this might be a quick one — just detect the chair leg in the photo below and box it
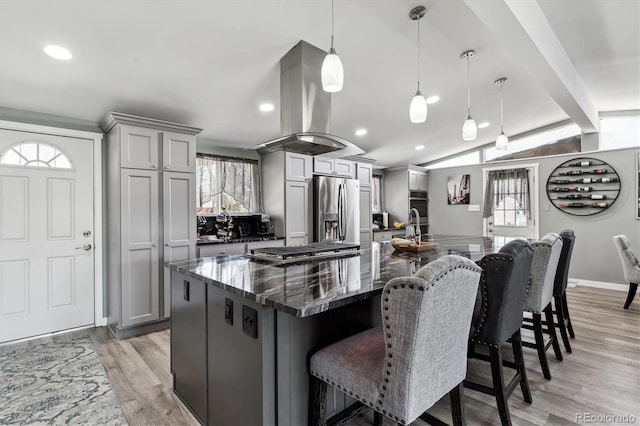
[533,313,552,380]
[624,282,638,309]
[309,376,328,426]
[489,346,512,426]
[563,294,575,339]
[554,295,572,353]
[373,412,382,426]
[449,382,467,426]
[544,304,563,362]
[510,329,532,404]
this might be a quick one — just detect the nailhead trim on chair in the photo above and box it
[310,262,481,426]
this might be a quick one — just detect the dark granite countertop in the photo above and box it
[167,235,497,318]
[197,236,285,245]
[372,227,406,233]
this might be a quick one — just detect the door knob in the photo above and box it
[75,243,92,251]
[83,230,92,237]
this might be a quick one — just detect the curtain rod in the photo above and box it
[196,152,258,164]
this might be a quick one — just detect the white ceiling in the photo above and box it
[1,0,638,168]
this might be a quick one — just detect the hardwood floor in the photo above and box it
[92,286,639,426]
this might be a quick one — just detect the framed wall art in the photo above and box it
[447,174,470,205]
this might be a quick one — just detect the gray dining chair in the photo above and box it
[308,255,482,426]
[553,229,576,352]
[521,233,564,380]
[612,235,640,309]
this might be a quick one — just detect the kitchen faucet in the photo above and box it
[407,208,421,245]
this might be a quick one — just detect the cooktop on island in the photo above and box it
[249,242,360,264]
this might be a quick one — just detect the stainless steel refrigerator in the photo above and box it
[313,175,360,244]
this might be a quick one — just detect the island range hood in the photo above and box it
[256,41,364,158]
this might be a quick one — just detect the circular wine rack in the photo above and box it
[546,157,621,216]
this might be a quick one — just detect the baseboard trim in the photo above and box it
[570,278,630,292]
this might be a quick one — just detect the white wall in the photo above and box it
[426,147,640,285]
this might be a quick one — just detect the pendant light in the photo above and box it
[321,0,344,93]
[461,50,477,141]
[409,6,427,123]
[495,77,509,150]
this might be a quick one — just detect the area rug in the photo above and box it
[0,331,127,425]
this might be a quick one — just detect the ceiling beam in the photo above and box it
[465,0,599,133]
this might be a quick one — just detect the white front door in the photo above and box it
[483,164,539,245]
[0,129,95,343]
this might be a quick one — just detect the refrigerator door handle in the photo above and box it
[337,183,344,241]
[341,184,348,241]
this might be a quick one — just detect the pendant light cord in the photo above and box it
[331,0,335,49]
[466,57,471,115]
[417,18,421,91]
[499,82,504,133]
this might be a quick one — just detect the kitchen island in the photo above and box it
[167,236,496,425]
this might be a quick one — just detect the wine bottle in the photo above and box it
[558,170,583,176]
[575,186,592,192]
[578,178,592,184]
[550,187,571,192]
[548,179,572,184]
[586,168,608,174]
[590,202,608,208]
[566,161,592,167]
[557,194,582,199]
[593,177,618,183]
[559,203,585,208]
[588,194,606,200]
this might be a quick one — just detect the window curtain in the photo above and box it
[196,154,261,213]
[482,168,531,219]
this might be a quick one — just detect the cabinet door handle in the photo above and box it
[183,280,190,301]
[165,243,170,246]
[164,166,169,170]
[152,243,157,247]
[151,164,157,169]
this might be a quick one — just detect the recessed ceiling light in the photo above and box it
[426,96,439,104]
[43,45,72,60]
[415,145,425,150]
[478,122,490,129]
[355,128,367,136]
[259,103,274,112]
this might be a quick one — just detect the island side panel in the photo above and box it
[207,285,275,426]
[277,295,382,425]
[170,271,208,424]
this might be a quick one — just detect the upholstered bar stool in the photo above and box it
[465,239,534,426]
[552,229,576,352]
[612,235,640,309]
[521,233,564,380]
[309,255,482,426]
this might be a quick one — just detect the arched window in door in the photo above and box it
[0,141,73,169]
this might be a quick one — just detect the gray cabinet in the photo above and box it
[102,112,201,338]
[198,242,247,258]
[262,151,312,246]
[121,169,160,327]
[356,162,373,187]
[409,169,428,191]
[285,181,309,246]
[285,152,312,181]
[359,185,372,246]
[313,157,355,178]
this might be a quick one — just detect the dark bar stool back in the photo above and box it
[553,229,576,352]
[466,239,534,426]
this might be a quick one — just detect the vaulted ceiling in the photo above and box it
[1,0,638,167]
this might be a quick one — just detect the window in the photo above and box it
[600,115,640,150]
[483,124,581,162]
[372,175,382,213]
[196,154,260,213]
[0,141,72,169]
[424,150,480,170]
[483,168,531,227]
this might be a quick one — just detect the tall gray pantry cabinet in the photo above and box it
[102,112,202,338]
